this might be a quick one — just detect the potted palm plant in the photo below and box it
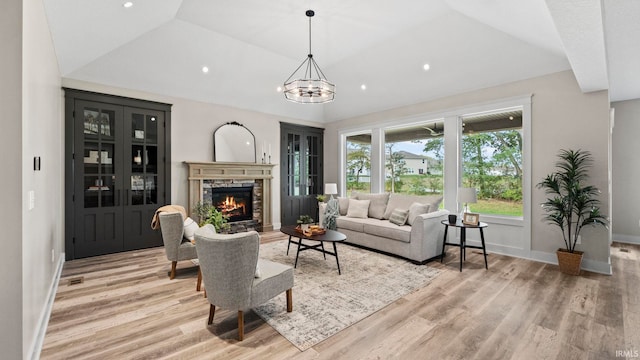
[537,149,608,275]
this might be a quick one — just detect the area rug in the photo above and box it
[254,240,441,351]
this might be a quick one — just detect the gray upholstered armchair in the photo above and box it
[158,212,198,280]
[195,226,294,341]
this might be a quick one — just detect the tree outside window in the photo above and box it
[461,111,523,217]
[346,134,371,193]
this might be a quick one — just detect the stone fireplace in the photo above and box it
[185,162,275,232]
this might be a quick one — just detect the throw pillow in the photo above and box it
[389,208,409,226]
[183,217,200,241]
[353,192,390,219]
[338,197,350,216]
[346,199,370,218]
[407,202,431,226]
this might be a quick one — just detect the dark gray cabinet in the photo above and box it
[65,89,171,259]
[280,122,323,226]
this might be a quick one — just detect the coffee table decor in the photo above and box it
[254,239,441,351]
[295,224,326,236]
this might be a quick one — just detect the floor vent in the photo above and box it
[68,277,84,286]
[619,248,630,253]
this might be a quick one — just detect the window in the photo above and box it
[383,121,444,196]
[461,110,523,217]
[346,133,371,193]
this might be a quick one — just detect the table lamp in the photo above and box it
[325,183,338,200]
[457,187,477,215]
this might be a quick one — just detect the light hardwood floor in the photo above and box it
[41,233,640,359]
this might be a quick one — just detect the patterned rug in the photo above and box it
[254,240,441,351]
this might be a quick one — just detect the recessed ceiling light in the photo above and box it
[201,66,209,74]
[360,84,367,90]
[509,116,514,120]
[123,1,133,8]
[276,86,283,92]
[423,63,430,71]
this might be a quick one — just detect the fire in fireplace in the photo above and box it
[209,185,253,222]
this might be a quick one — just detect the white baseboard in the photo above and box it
[28,253,65,360]
[272,222,281,230]
[613,233,640,245]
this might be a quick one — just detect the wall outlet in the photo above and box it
[51,249,55,263]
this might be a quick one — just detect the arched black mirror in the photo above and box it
[213,122,256,162]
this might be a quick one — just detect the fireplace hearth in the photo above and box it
[208,185,254,222]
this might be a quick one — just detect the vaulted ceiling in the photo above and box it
[42,0,640,123]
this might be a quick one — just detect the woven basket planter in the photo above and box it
[556,249,583,276]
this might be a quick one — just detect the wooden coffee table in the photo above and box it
[280,225,347,275]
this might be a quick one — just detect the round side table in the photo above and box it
[440,220,488,271]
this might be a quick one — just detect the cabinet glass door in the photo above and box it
[129,113,159,205]
[124,108,164,250]
[280,124,323,225]
[73,101,124,258]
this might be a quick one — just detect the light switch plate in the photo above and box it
[28,190,35,210]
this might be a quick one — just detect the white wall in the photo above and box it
[0,0,24,358]
[22,0,64,357]
[611,99,640,244]
[325,70,611,273]
[61,78,322,228]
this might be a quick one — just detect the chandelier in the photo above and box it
[283,10,335,103]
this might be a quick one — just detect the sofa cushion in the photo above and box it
[407,203,431,226]
[364,220,412,243]
[336,217,374,232]
[382,194,443,219]
[352,192,390,219]
[389,208,409,226]
[338,197,349,216]
[346,199,370,218]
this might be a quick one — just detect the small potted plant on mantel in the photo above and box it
[537,149,608,275]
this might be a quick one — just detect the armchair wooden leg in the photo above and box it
[196,267,202,291]
[286,289,293,312]
[204,289,207,298]
[170,261,177,280]
[208,304,215,325]
[238,310,244,341]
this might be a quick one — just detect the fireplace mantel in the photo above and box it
[185,161,276,231]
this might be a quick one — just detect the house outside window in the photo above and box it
[383,121,444,196]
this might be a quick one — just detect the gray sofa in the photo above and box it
[321,192,449,264]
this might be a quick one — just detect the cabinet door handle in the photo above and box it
[125,189,129,206]
[116,189,120,206]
